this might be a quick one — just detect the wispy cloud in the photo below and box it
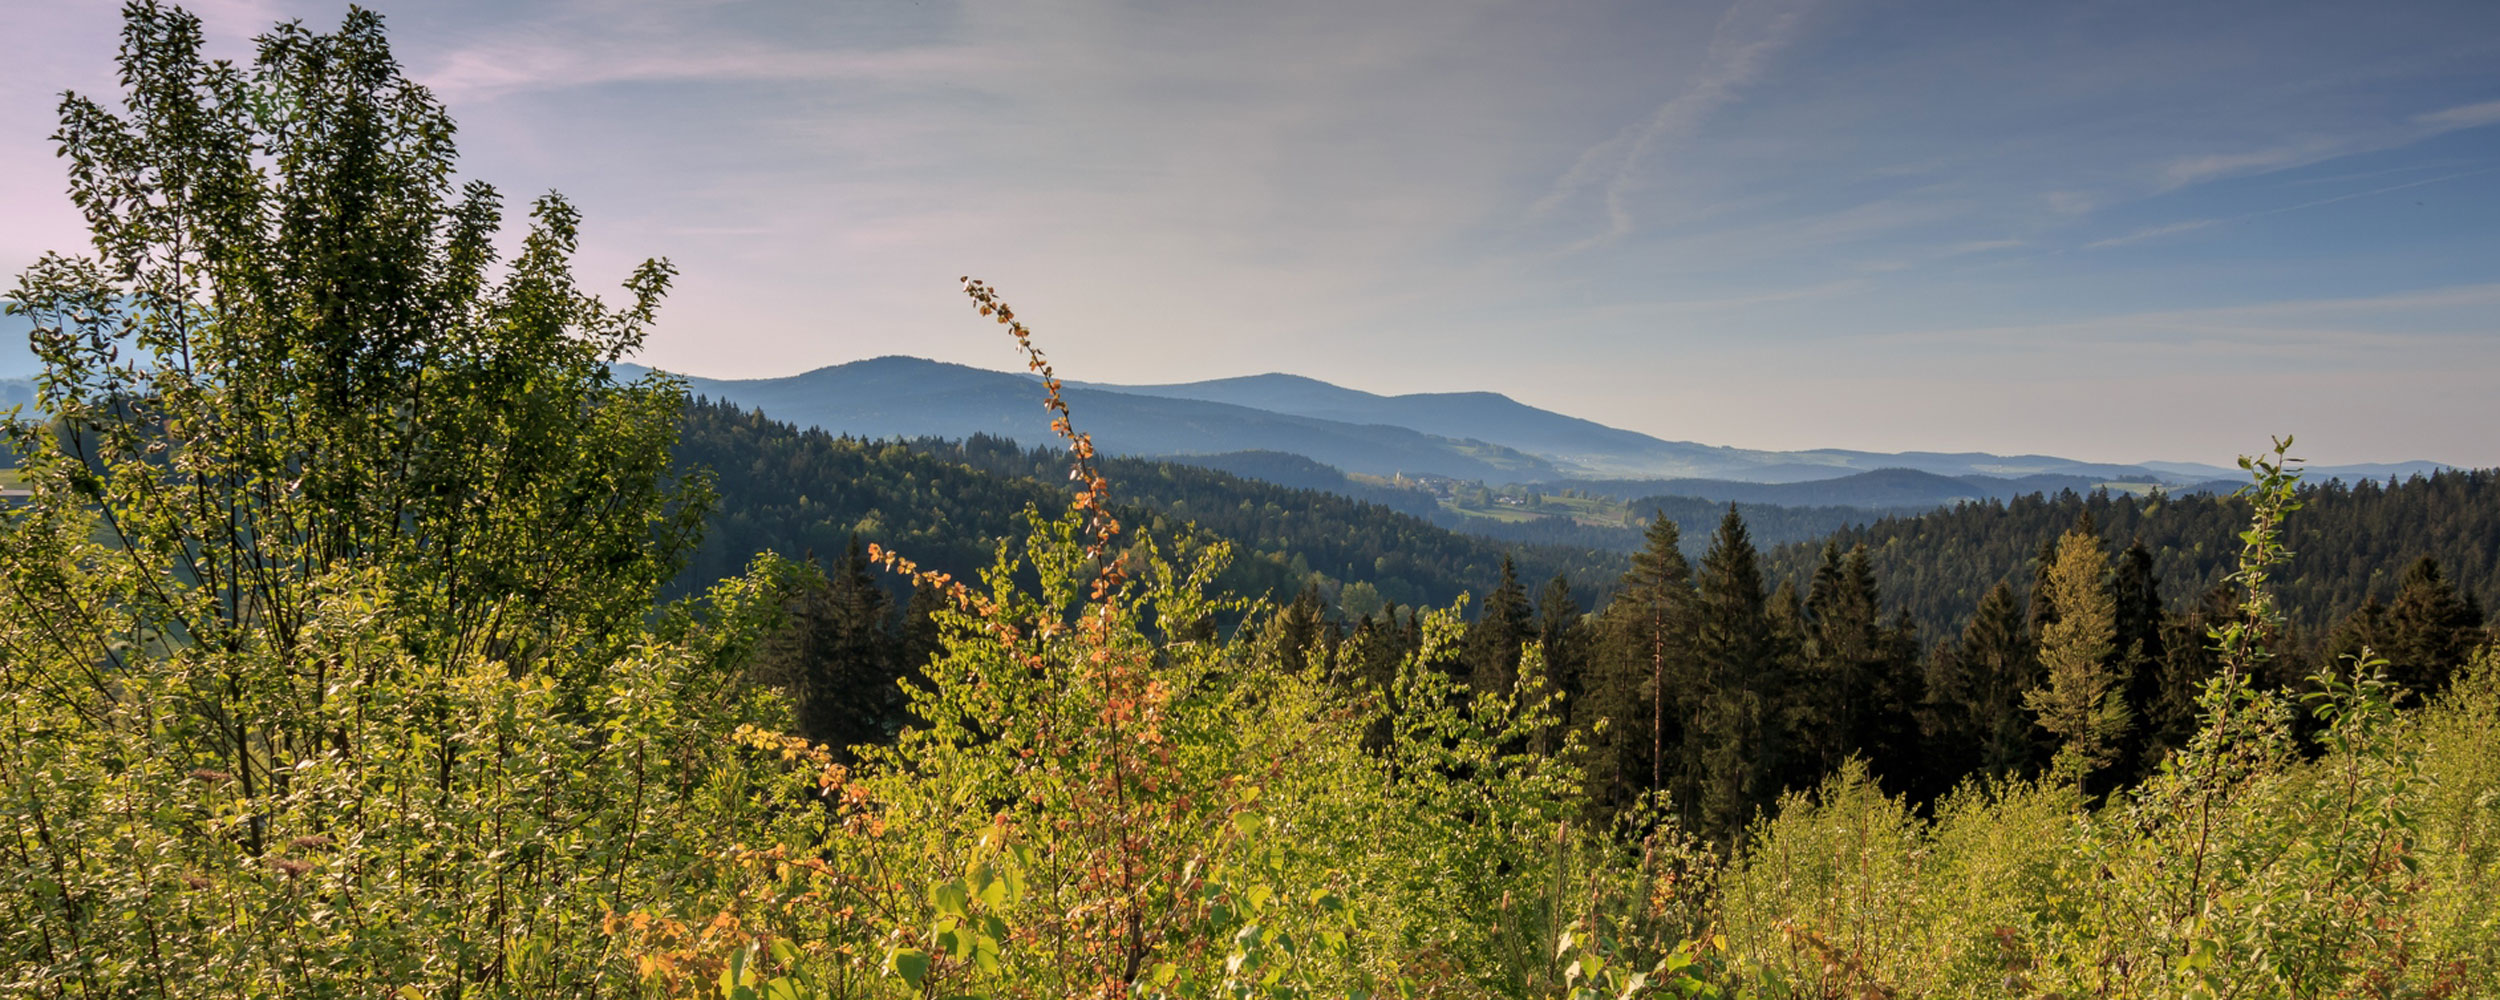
[1879,282,2500,355]
[2414,97,2500,132]
[2155,96,2500,192]
[1530,0,1817,246]
[2084,218,2218,249]
[2161,144,2337,189]
[2089,167,2494,250]
[1944,239,2025,255]
[421,38,1001,102]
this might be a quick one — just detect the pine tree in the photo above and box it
[1343,608,1415,752]
[1271,584,1333,675]
[2382,556,2485,700]
[1532,575,1588,757]
[2142,584,2231,764]
[1691,507,1780,839]
[2323,597,2393,677]
[2026,529,2131,789]
[764,536,902,757]
[1464,556,1533,694]
[2027,535,2065,635]
[1921,579,2040,787]
[2110,540,2167,777]
[1802,541,1906,782]
[1617,516,1694,795]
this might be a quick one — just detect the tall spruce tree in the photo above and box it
[759,537,902,757]
[1922,579,2041,785]
[1464,556,1533,694]
[1609,515,1694,797]
[2026,529,2132,789]
[1270,583,1334,675]
[1532,575,1588,756]
[1691,507,1779,839]
[2382,556,2486,700]
[1801,542,1920,785]
[2143,584,2232,766]
[2110,540,2167,776]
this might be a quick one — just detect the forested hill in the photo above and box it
[674,398,1625,610]
[1764,470,2500,638]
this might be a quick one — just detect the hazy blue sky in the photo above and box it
[5,0,2497,466]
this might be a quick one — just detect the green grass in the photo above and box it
[1437,501,1546,523]
[1438,491,1635,526]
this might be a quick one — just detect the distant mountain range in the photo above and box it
[1094,372,2210,484]
[1565,468,2249,510]
[635,357,1559,483]
[626,356,2451,496]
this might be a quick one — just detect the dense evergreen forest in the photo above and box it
[7,7,2498,999]
[1450,493,1886,555]
[1760,475,2500,636]
[678,397,1626,612]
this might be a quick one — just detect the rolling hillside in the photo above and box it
[642,357,2454,503]
[674,399,1625,614]
[632,358,1558,483]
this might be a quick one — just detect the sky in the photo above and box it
[4,0,2498,468]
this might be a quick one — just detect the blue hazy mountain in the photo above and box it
[621,356,1560,483]
[1087,372,1758,479]
[630,357,2454,495]
[1096,372,2215,483]
[1566,468,2102,509]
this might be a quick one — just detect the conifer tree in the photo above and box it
[1607,515,1695,796]
[2027,535,2065,634]
[1802,541,1901,781]
[1464,556,1533,693]
[2026,529,2132,789]
[760,536,901,756]
[1532,575,1587,756]
[2383,556,2486,699]
[1923,579,2041,784]
[2142,584,2231,764]
[1271,583,1334,675]
[2110,540,2167,775]
[1691,507,1779,838]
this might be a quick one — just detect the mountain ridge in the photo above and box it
[630,356,2451,492]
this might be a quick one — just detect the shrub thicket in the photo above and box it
[5,6,2494,999]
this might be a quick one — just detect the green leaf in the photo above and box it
[888,947,930,986]
[999,860,1027,904]
[722,946,752,995]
